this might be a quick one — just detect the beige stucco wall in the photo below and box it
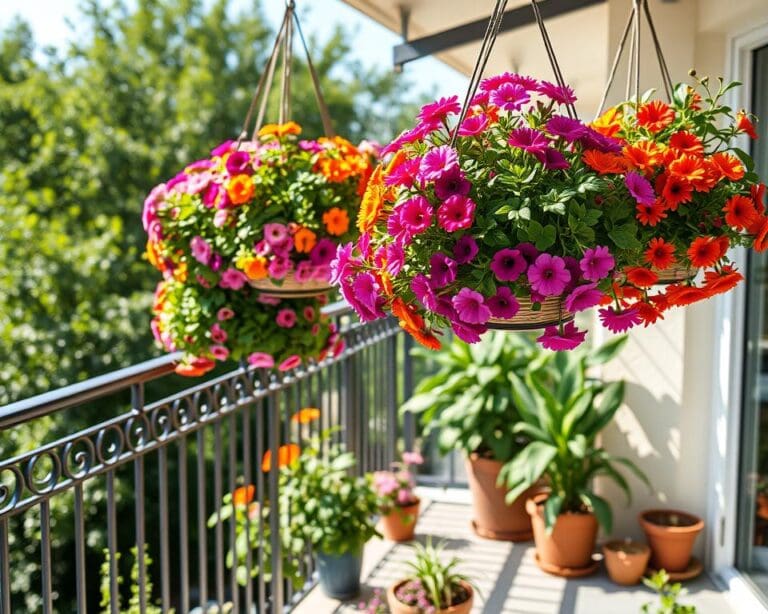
[597,0,768,562]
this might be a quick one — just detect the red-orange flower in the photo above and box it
[391,298,441,350]
[710,152,745,181]
[669,131,704,156]
[232,485,255,507]
[636,100,675,132]
[261,444,300,472]
[668,154,706,184]
[636,200,667,226]
[644,237,677,270]
[736,111,758,139]
[636,301,664,326]
[703,268,744,295]
[411,328,442,351]
[752,183,767,216]
[666,284,708,307]
[625,266,659,287]
[175,357,216,377]
[723,195,758,230]
[291,408,320,424]
[658,173,693,210]
[582,150,627,174]
[687,236,722,268]
[752,217,768,252]
[623,141,663,174]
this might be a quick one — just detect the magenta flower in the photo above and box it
[452,288,491,324]
[202,183,221,208]
[399,196,434,236]
[458,114,489,137]
[268,257,291,280]
[490,248,527,282]
[257,294,280,305]
[562,256,582,289]
[313,265,330,282]
[411,275,438,311]
[142,184,166,230]
[247,352,275,369]
[210,345,230,361]
[580,246,615,281]
[278,355,302,371]
[579,127,623,153]
[310,238,336,265]
[534,147,570,170]
[437,195,476,232]
[417,95,461,125]
[429,253,458,288]
[599,306,642,333]
[509,74,539,90]
[516,242,540,266]
[166,172,188,191]
[508,127,549,155]
[210,323,228,343]
[298,139,324,153]
[434,168,471,200]
[537,321,587,351]
[453,235,479,264]
[217,307,235,321]
[219,268,247,290]
[546,115,587,141]
[380,125,429,156]
[387,212,410,245]
[330,242,354,285]
[213,209,230,228]
[385,243,405,276]
[537,81,577,105]
[418,145,459,182]
[385,157,421,188]
[487,287,520,319]
[303,306,316,321]
[276,308,297,328]
[625,171,655,205]
[435,296,456,320]
[564,283,603,313]
[190,236,212,265]
[350,272,386,321]
[452,320,487,344]
[264,223,289,246]
[527,254,571,296]
[211,140,235,157]
[196,274,211,288]
[490,83,530,111]
[225,150,252,176]
[210,253,223,272]
[294,261,314,283]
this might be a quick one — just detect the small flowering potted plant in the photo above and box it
[585,74,765,328]
[373,451,424,542]
[387,539,474,614]
[333,72,633,351]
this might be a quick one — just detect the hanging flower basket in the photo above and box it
[487,296,573,330]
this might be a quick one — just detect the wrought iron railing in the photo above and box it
[0,302,411,614]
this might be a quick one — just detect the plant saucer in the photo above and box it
[646,557,703,582]
[534,553,600,578]
[471,520,533,542]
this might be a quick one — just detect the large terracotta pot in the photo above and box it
[639,509,704,572]
[387,580,473,614]
[526,494,598,573]
[465,454,535,541]
[603,540,651,585]
[379,499,420,542]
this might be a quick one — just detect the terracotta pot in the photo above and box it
[757,494,768,520]
[387,579,473,614]
[379,499,420,542]
[465,455,535,541]
[639,509,704,572]
[526,494,598,572]
[603,540,651,585]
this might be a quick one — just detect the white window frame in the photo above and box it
[709,21,768,614]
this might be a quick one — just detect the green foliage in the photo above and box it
[402,332,540,462]
[99,545,170,614]
[641,569,697,614]
[499,335,650,532]
[403,538,474,610]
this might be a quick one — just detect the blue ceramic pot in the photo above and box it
[316,545,363,600]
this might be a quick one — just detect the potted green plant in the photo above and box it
[641,569,697,614]
[501,335,650,576]
[373,451,424,542]
[402,332,543,541]
[386,539,475,614]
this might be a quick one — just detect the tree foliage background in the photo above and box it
[0,0,425,610]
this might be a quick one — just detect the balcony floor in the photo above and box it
[295,491,734,613]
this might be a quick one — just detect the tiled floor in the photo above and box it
[294,495,734,614]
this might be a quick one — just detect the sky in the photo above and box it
[1,0,468,100]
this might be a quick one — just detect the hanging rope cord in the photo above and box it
[236,0,335,148]
[450,0,578,147]
[595,0,673,118]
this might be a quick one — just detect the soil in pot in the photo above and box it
[603,540,651,585]
[639,509,704,573]
[379,499,420,542]
[386,579,473,614]
[465,454,536,541]
[526,494,598,574]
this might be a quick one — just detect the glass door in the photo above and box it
[737,43,768,598]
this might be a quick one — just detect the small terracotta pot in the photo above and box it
[526,494,598,572]
[387,579,473,614]
[379,499,420,542]
[603,540,651,585]
[465,455,535,541]
[639,509,704,572]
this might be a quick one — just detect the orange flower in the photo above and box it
[291,408,321,424]
[736,111,758,139]
[636,200,667,226]
[658,173,693,210]
[668,154,706,184]
[356,163,374,197]
[232,485,255,507]
[644,237,677,270]
[146,240,164,270]
[582,150,627,174]
[710,152,745,181]
[703,267,744,295]
[175,357,216,377]
[623,141,663,174]
[752,183,766,216]
[242,256,268,280]
[636,301,664,326]
[636,100,675,132]
[625,266,659,287]
[669,131,704,157]
[723,195,758,231]
[227,174,255,205]
[391,298,424,334]
[693,159,721,192]
[687,236,722,268]
[378,271,394,296]
[411,328,442,351]
[358,166,385,232]
[666,284,708,307]
[591,106,623,138]
[293,227,317,253]
[322,207,350,236]
[261,443,300,472]
[385,150,408,176]
[258,121,302,138]
[752,217,768,252]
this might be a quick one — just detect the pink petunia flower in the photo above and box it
[276,309,297,328]
[487,286,520,319]
[490,248,527,282]
[247,352,275,368]
[418,145,459,182]
[268,257,291,280]
[210,344,230,361]
[537,321,587,351]
[385,157,421,188]
[625,171,655,205]
[437,195,476,232]
[537,81,577,105]
[399,196,434,235]
[453,235,479,264]
[417,95,461,125]
[310,238,337,266]
[264,223,289,246]
[458,114,489,137]
[429,253,458,288]
[219,268,247,290]
[211,140,235,157]
[490,83,530,111]
[385,243,405,276]
[452,320,487,343]
[527,254,571,296]
[545,115,587,141]
[142,184,166,230]
[534,147,570,170]
[225,151,253,176]
[452,288,491,324]
[434,168,471,200]
[303,306,316,321]
[213,209,230,228]
[217,308,235,321]
[294,260,314,283]
[580,246,615,281]
[278,355,302,371]
[330,242,354,286]
[210,323,227,343]
[508,127,549,155]
[563,283,603,313]
[257,294,281,305]
[190,236,212,265]
[599,307,642,333]
[411,275,438,311]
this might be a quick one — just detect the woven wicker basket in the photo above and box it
[487,295,573,331]
[652,264,696,285]
[252,273,333,298]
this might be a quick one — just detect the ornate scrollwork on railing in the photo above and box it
[0,466,24,515]
[24,451,62,496]
[62,437,95,480]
